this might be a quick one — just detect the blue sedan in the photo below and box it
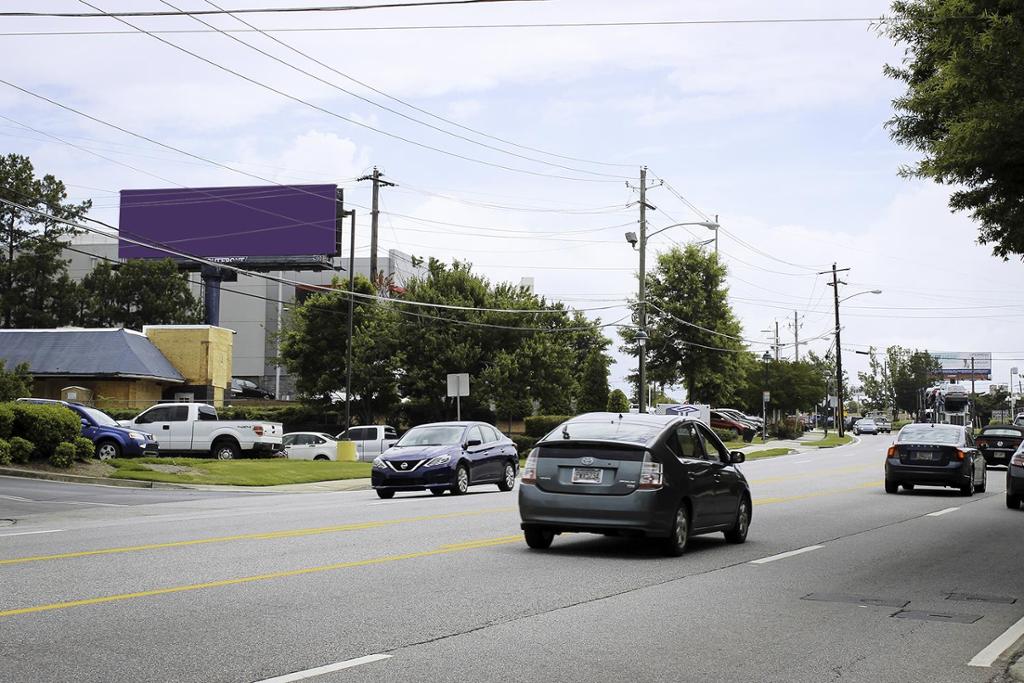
[371,422,518,499]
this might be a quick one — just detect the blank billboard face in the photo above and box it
[118,184,338,260]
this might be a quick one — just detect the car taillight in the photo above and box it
[521,448,538,484]
[955,449,965,461]
[887,446,897,458]
[253,426,264,436]
[1012,452,1024,467]
[638,452,663,490]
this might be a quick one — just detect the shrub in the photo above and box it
[49,442,76,469]
[0,438,10,466]
[11,403,81,457]
[769,418,805,440]
[74,436,96,462]
[713,427,739,443]
[0,403,13,438]
[524,415,573,439]
[606,389,630,413]
[511,434,537,456]
[8,437,33,464]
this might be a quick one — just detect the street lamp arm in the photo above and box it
[646,220,719,241]
[839,289,882,304]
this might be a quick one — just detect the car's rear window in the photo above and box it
[982,428,1022,438]
[898,424,962,445]
[546,420,664,445]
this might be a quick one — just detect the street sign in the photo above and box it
[763,391,770,403]
[446,373,470,398]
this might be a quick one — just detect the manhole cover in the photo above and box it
[892,610,982,624]
[802,593,909,608]
[0,519,14,528]
[946,592,1016,605]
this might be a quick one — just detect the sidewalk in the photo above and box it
[736,429,850,456]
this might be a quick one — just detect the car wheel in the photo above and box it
[213,440,239,460]
[430,488,446,496]
[376,489,394,499]
[976,468,987,493]
[724,496,750,544]
[884,479,899,494]
[524,527,554,550]
[960,478,975,497]
[1007,493,1021,510]
[450,464,470,495]
[95,440,121,461]
[902,483,915,491]
[662,504,691,557]
[313,455,329,461]
[497,461,516,491]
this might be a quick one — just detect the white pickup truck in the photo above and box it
[336,424,398,462]
[119,403,283,459]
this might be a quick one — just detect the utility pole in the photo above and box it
[822,263,851,437]
[344,209,356,432]
[638,166,649,414]
[774,321,780,361]
[970,355,976,396]
[789,311,803,361]
[356,167,395,282]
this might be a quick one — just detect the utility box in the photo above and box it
[61,385,93,404]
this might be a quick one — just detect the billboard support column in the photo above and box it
[202,265,223,327]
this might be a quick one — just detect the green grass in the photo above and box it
[743,448,794,460]
[107,457,371,486]
[801,434,854,448]
[723,440,747,450]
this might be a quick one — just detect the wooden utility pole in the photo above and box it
[822,263,851,437]
[357,167,395,281]
[790,310,803,361]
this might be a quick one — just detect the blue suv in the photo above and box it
[16,399,159,459]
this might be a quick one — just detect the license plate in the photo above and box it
[571,467,602,484]
[912,451,937,461]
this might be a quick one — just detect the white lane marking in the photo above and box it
[926,507,960,517]
[793,459,811,464]
[0,494,33,502]
[749,545,824,565]
[968,616,1024,667]
[0,529,64,538]
[0,494,127,507]
[254,654,392,682]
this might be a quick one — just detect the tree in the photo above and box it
[1,154,91,328]
[575,348,610,413]
[883,2,1024,257]
[887,346,942,415]
[607,389,630,413]
[78,259,202,329]
[973,387,1009,425]
[737,357,826,415]
[0,360,32,401]
[622,245,747,405]
[858,347,894,413]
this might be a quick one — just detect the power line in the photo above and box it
[2,0,545,19]
[68,2,626,184]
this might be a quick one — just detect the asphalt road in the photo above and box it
[1,436,1022,683]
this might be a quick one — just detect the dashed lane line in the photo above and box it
[926,507,960,517]
[254,654,392,682]
[749,545,824,564]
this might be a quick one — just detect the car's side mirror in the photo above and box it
[729,451,745,464]
[80,418,89,426]
[465,439,482,449]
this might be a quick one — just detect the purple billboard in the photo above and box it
[118,184,339,261]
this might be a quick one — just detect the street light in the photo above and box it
[624,218,721,413]
[832,288,882,437]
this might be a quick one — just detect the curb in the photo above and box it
[0,466,176,489]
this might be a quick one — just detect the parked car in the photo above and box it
[282,432,338,461]
[118,403,282,459]
[230,378,274,399]
[518,412,751,555]
[853,418,878,435]
[884,423,986,495]
[716,408,762,431]
[710,410,756,443]
[16,398,159,460]
[371,422,518,499]
[1006,442,1024,509]
[976,424,1024,468]
[337,424,399,462]
[874,417,892,433]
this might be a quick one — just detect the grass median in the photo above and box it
[108,458,372,486]
[743,448,794,460]
[800,434,853,448]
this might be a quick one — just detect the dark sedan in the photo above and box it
[371,422,518,499]
[1006,443,1024,509]
[518,413,751,556]
[884,423,987,496]
[976,424,1024,468]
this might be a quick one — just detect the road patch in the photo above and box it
[801,593,909,608]
[892,609,982,624]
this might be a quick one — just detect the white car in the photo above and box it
[853,419,879,435]
[282,432,338,461]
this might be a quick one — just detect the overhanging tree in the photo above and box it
[78,259,202,329]
[883,1,1024,257]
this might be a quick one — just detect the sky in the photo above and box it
[3,0,1022,399]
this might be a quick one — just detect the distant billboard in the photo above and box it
[118,184,340,265]
[931,352,992,381]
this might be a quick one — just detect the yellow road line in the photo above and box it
[0,507,515,567]
[755,480,882,505]
[0,534,522,618]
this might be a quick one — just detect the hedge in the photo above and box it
[0,438,10,466]
[49,442,76,469]
[511,434,537,456]
[0,403,12,439]
[713,427,739,443]
[73,436,95,462]
[8,403,81,458]
[8,437,33,464]
[524,415,573,439]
